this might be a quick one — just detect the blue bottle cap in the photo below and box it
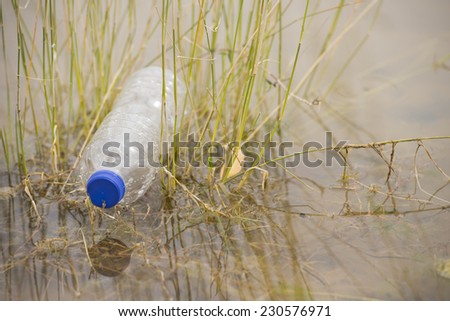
[86,170,126,208]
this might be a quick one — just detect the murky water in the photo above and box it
[1,1,450,300]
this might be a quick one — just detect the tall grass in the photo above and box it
[0,0,390,201]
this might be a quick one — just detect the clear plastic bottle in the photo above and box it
[79,66,185,208]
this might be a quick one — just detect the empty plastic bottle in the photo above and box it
[79,66,185,208]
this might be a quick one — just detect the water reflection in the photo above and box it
[88,237,133,277]
[1,168,450,300]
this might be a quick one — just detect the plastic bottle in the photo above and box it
[79,66,184,208]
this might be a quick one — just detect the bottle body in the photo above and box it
[79,66,184,207]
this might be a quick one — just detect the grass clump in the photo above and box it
[1,0,448,214]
